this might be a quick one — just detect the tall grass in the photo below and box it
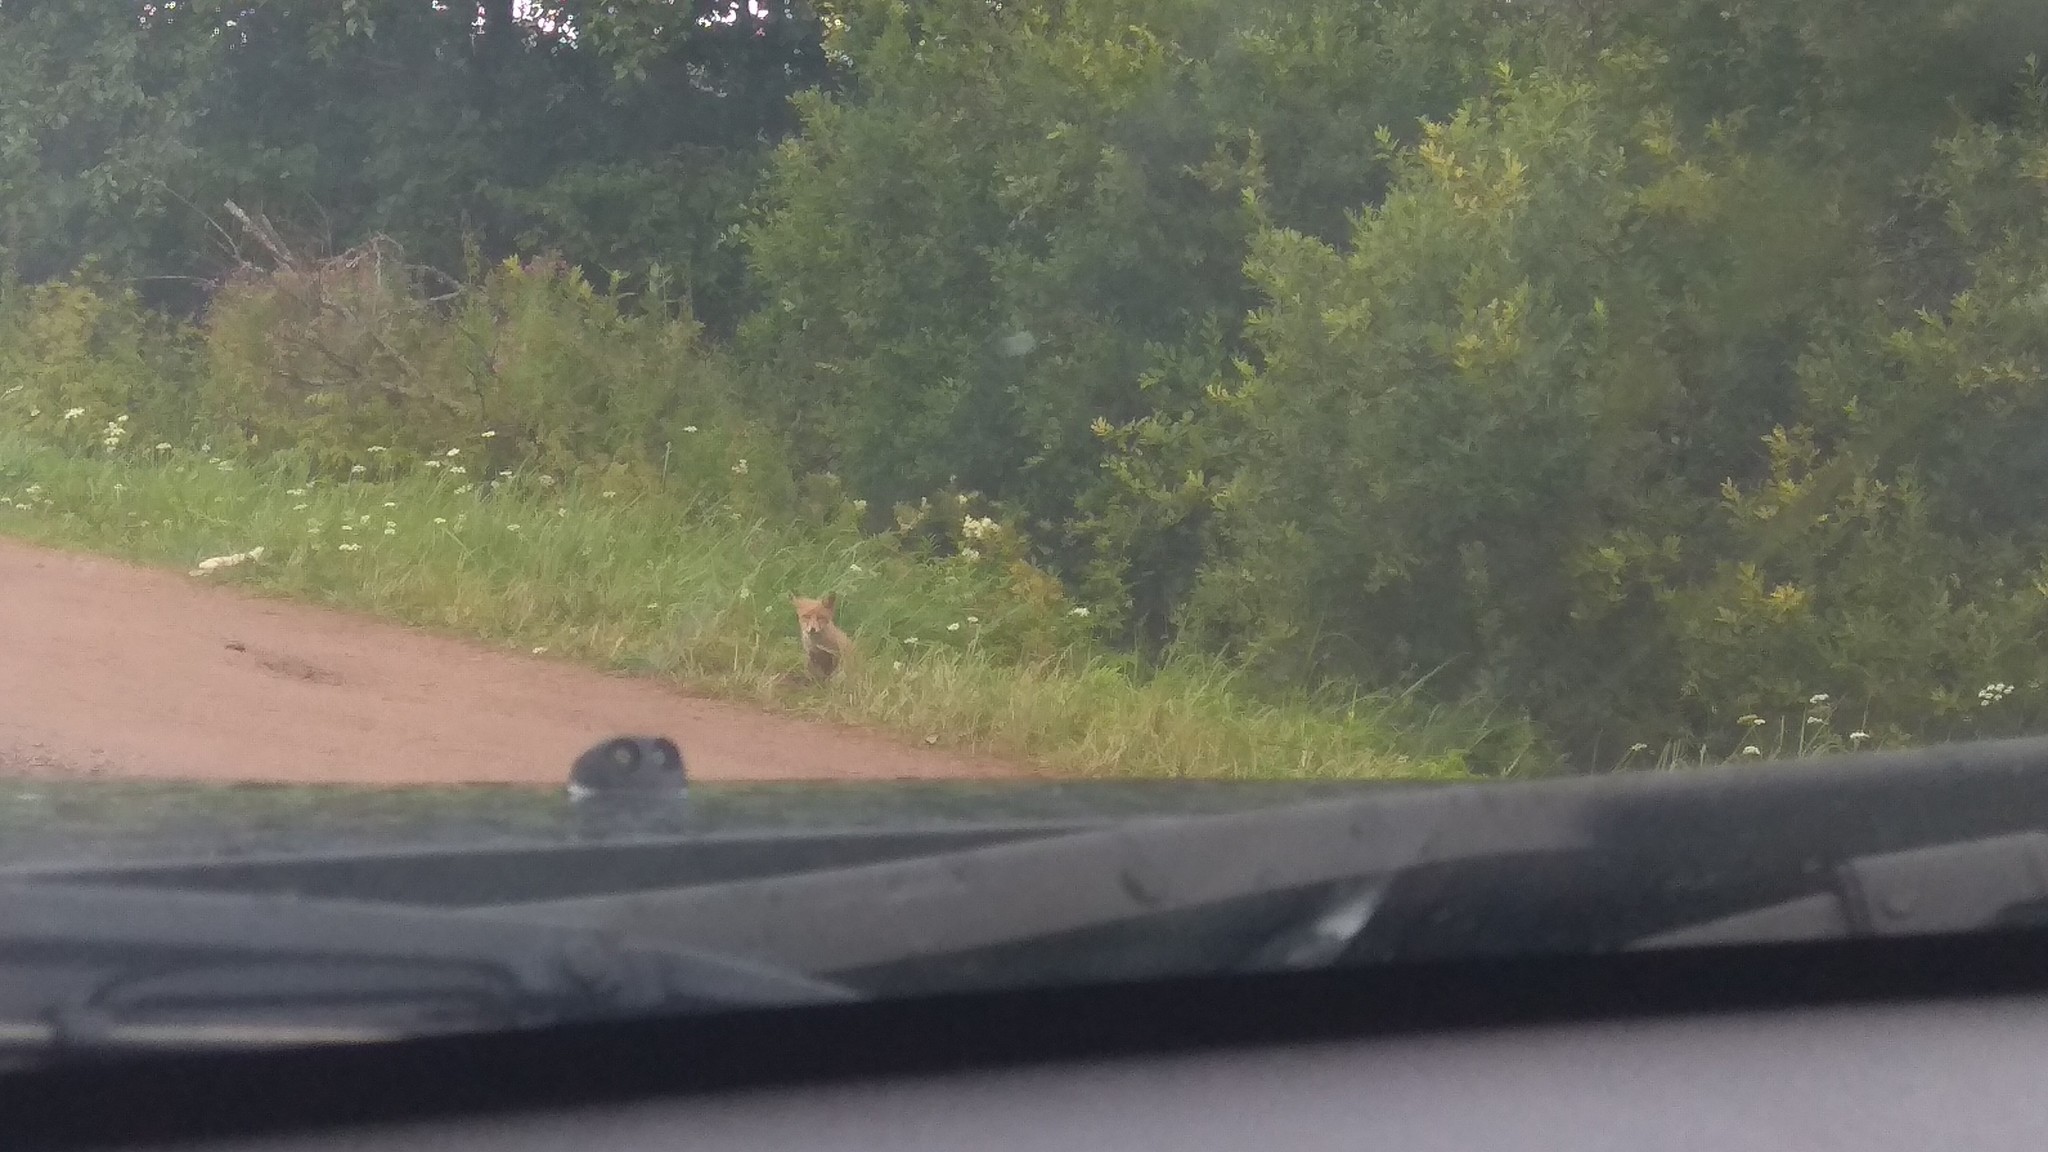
[0,433,1487,779]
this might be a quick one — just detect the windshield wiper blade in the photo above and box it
[457,783,1591,989]
[445,740,2048,991]
[0,880,856,1059]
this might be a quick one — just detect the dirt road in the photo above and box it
[0,537,1029,786]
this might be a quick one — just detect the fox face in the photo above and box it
[791,592,838,638]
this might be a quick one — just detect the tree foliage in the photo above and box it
[0,0,828,326]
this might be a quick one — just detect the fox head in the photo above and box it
[791,592,839,637]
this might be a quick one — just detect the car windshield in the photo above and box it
[4,0,2048,1056]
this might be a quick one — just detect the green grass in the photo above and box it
[0,434,1488,780]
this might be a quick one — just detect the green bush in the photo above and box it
[0,273,202,454]
[1093,56,2048,761]
[190,247,793,511]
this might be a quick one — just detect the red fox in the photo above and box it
[790,592,852,681]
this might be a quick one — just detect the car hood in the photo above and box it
[0,773,1424,871]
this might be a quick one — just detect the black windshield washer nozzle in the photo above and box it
[567,735,687,802]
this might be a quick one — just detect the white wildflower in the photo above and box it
[1741,745,1762,757]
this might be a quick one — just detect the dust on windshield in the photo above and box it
[2,0,2047,798]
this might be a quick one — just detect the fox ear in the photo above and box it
[789,595,804,609]
[821,592,838,611]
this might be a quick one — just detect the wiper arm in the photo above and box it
[0,880,856,1060]
[1635,830,2048,950]
[450,742,2048,990]
[460,783,1592,988]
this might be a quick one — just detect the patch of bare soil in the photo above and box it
[0,537,1029,786]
